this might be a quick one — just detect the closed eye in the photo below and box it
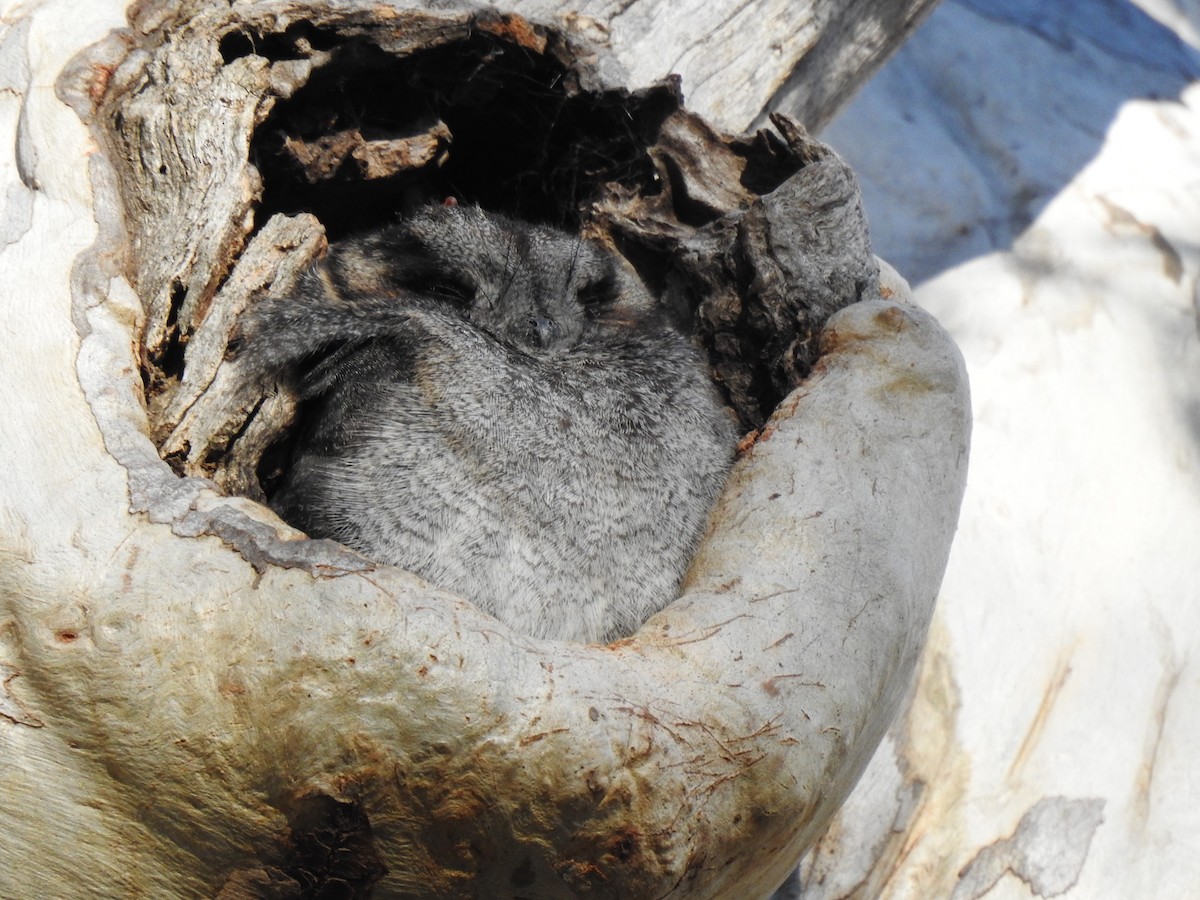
[576,271,620,315]
[421,276,476,304]
[372,233,478,305]
[392,268,477,305]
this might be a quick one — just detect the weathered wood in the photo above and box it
[478,0,944,132]
[757,0,945,132]
[82,1,883,484]
[0,1,963,897]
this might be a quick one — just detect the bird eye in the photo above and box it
[576,271,619,314]
[423,276,476,304]
[392,269,476,305]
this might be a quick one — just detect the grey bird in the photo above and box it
[238,204,736,642]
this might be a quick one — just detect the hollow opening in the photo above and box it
[249,31,674,242]
[219,20,341,65]
[233,25,687,503]
[100,5,866,505]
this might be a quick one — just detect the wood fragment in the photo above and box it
[282,121,451,182]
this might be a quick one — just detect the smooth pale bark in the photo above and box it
[0,1,964,897]
[479,0,944,132]
[800,4,1200,895]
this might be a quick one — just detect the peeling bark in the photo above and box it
[952,798,1106,899]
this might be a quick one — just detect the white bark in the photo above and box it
[801,2,1200,896]
[480,0,942,132]
[0,1,964,897]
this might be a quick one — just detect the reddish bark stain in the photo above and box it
[88,64,115,106]
[819,326,842,354]
[873,304,911,332]
[476,13,548,53]
[519,728,570,747]
[736,428,761,453]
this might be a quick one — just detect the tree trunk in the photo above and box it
[798,3,1200,896]
[0,1,959,897]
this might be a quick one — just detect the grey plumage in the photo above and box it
[239,204,736,642]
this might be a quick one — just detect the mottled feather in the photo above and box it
[239,205,736,642]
